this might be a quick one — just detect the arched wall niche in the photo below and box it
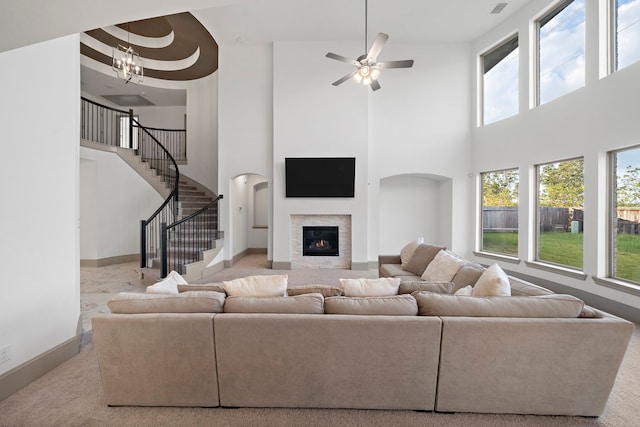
[378,173,453,254]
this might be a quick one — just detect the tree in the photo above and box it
[483,170,519,206]
[617,165,640,207]
[539,159,584,207]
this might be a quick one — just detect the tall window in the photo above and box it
[610,146,640,283]
[537,0,586,105]
[482,35,519,125]
[481,169,519,256]
[536,158,584,269]
[613,0,640,71]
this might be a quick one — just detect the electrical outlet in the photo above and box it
[0,345,11,364]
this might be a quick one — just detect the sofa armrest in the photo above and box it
[378,254,401,265]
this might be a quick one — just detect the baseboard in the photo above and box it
[80,254,139,267]
[505,269,640,323]
[272,261,292,270]
[0,317,82,402]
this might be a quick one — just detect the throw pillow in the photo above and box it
[287,285,344,297]
[339,277,401,297]
[145,270,188,294]
[400,237,424,268]
[398,281,453,294]
[324,295,418,316]
[472,263,511,297]
[454,285,473,296]
[420,250,465,282]
[222,274,288,297]
[403,243,445,276]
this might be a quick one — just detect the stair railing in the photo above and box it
[160,195,224,278]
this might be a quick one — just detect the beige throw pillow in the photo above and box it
[339,277,401,297]
[400,238,424,268]
[420,250,465,282]
[454,285,473,296]
[472,263,511,297]
[222,274,288,297]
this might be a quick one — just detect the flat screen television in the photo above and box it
[285,157,355,198]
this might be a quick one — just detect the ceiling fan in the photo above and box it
[325,0,414,91]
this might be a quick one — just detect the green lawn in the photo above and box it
[483,231,640,282]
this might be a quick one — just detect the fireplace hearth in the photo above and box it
[303,226,339,256]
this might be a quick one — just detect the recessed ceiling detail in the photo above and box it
[81,12,218,81]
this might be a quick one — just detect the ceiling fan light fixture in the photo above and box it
[370,68,380,80]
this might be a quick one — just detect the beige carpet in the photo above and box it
[1,255,639,427]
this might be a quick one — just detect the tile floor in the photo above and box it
[80,262,155,332]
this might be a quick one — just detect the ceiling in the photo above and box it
[2,0,531,107]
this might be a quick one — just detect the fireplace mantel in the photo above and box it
[290,215,351,269]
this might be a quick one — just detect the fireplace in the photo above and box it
[303,226,339,256]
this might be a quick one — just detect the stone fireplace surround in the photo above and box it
[290,215,351,269]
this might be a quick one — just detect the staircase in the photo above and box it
[80,97,224,282]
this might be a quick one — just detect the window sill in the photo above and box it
[473,251,521,264]
[524,261,587,281]
[593,277,640,297]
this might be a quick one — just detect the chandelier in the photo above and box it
[112,24,143,84]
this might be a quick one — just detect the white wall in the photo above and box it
[79,147,164,261]
[470,0,640,309]
[217,40,472,267]
[0,35,80,375]
[218,45,273,260]
[184,72,219,193]
[136,106,186,130]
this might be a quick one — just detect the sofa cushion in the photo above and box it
[398,281,453,294]
[472,264,511,297]
[403,243,445,276]
[145,270,187,294]
[222,275,288,297]
[287,285,343,297]
[400,238,424,268]
[339,277,401,297]
[380,263,409,278]
[223,294,324,314]
[451,263,486,292]
[325,295,418,316]
[414,292,584,318]
[420,250,465,282]
[108,291,225,314]
[509,277,555,296]
[178,283,225,294]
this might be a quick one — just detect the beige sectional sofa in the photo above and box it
[92,245,634,416]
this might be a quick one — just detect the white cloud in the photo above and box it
[484,48,519,124]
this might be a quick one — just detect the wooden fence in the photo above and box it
[483,206,639,235]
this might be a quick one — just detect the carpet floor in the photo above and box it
[1,255,639,427]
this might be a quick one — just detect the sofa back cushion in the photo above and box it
[509,277,555,296]
[403,244,445,276]
[451,263,485,292]
[223,294,324,314]
[398,281,453,294]
[108,291,225,314]
[325,295,418,316]
[400,238,424,267]
[178,283,226,294]
[414,292,584,318]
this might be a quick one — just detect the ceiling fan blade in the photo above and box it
[366,33,389,62]
[370,79,381,91]
[326,52,360,66]
[332,70,358,86]
[377,59,414,69]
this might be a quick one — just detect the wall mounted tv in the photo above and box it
[285,157,356,198]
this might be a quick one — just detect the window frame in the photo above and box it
[479,33,519,126]
[534,157,585,271]
[533,0,586,106]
